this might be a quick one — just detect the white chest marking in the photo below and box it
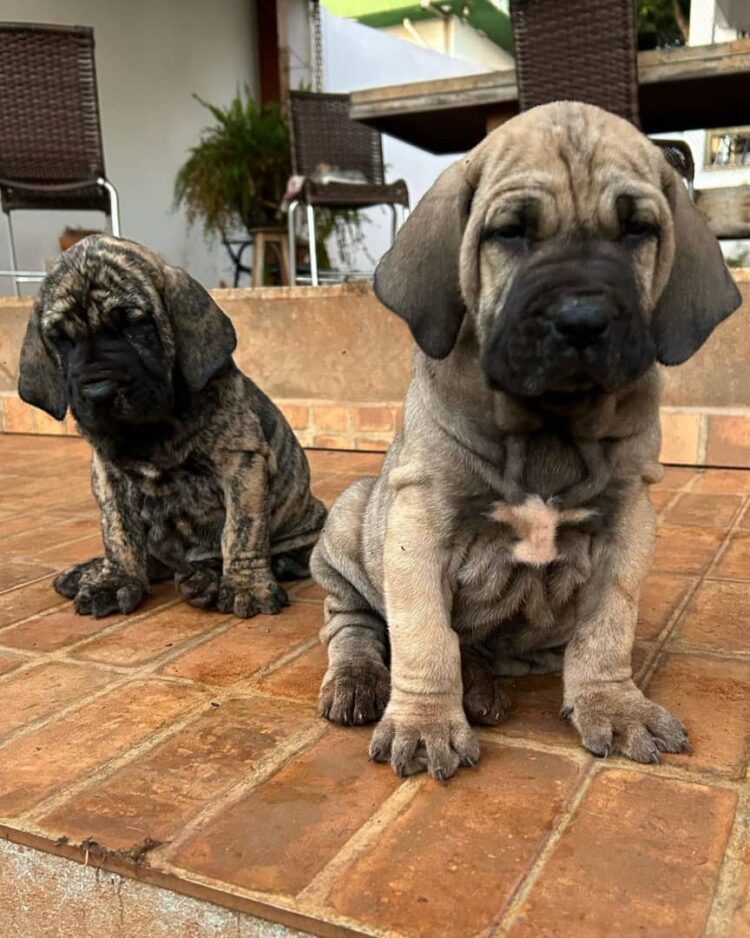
[489,495,595,567]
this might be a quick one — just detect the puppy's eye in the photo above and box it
[484,223,530,249]
[113,306,144,323]
[620,219,658,245]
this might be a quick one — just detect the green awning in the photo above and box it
[321,0,514,52]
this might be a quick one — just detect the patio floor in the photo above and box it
[0,433,748,937]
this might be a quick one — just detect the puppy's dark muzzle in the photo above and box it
[482,239,656,399]
[80,378,118,401]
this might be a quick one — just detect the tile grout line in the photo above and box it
[581,751,747,793]
[296,777,425,909]
[480,725,748,791]
[649,575,701,649]
[19,690,223,824]
[0,675,131,754]
[667,643,750,662]
[492,752,745,938]
[154,722,329,863]
[0,596,322,746]
[1,509,99,547]
[640,491,750,690]
[17,673,322,828]
[0,569,58,596]
[0,593,184,657]
[66,608,237,671]
[237,635,320,690]
[474,728,587,763]
[702,787,750,938]
[654,485,691,524]
[489,759,598,936]
[703,492,750,580]
[0,599,72,634]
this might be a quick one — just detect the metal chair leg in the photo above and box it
[5,212,19,297]
[98,177,121,237]
[390,204,399,245]
[306,203,318,286]
[288,200,299,286]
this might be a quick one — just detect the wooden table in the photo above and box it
[350,39,750,153]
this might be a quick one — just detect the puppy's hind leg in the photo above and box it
[312,485,390,726]
[272,544,314,581]
[317,585,390,726]
[176,559,222,609]
[462,643,511,726]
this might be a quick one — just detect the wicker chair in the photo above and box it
[509,0,695,190]
[287,90,409,285]
[0,23,120,295]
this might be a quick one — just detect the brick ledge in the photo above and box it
[2,392,750,467]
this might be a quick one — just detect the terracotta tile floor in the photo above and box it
[0,435,749,938]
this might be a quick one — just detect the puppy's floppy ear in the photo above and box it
[373,160,474,359]
[162,266,237,391]
[18,297,68,420]
[652,172,741,366]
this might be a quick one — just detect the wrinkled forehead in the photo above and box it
[40,238,165,334]
[470,105,666,226]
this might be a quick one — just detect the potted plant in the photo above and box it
[174,85,368,279]
[175,86,290,235]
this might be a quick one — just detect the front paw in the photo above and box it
[217,573,289,618]
[566,681,689,763]
[54,557,106,599]
[74,572,147,618]
[369,699,480,780]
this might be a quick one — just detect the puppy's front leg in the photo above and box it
[563,487,689,762]
[370,482,479,779]
[59,452,149,617]
[217,450,289,618]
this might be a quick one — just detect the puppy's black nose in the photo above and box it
[554,299,609,349]
[81,379,117,401]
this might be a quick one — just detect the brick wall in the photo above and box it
[2,278,750,466]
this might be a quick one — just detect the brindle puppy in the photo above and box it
[19,235,326,619]
[312,102,742,779]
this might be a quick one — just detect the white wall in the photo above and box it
[0,0,258,294]
[320,7,488,271]
[383,17,513,70]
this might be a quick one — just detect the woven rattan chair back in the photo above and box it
[509,0,640,126]
[289,90,385,184]
[0,22,109,213]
